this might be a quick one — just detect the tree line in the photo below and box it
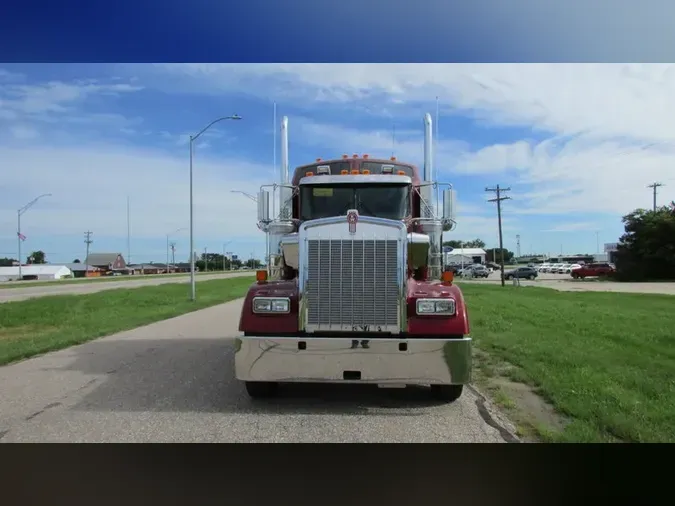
[614,202,675,281]
[0,250,263,271]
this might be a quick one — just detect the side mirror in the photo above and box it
[442,189,456,227]
[257,190,270,223]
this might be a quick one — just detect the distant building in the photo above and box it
[64,263,103,278]
[444,247,487,265]
[0,265,73,282]
[85,253,127,271]
[127,263,165,275]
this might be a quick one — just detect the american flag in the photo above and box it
[17,232,26,241]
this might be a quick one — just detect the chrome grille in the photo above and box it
[306,238,399,331]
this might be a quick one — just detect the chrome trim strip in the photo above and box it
[299,175,412,186]
[234,336,472,385]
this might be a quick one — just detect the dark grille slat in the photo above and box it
[307,239,399,329]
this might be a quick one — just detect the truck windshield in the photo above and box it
[300,184,410,220]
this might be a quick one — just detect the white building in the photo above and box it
[444,248,487,265]
[0,265,74,282]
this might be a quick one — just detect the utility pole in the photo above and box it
[485,185,511,287]
[170,242,176,270]
[84,231,93,276]
[126,196,131,264]
[204,247,208,272]
[647,182,664,211]
[516,234,521,259]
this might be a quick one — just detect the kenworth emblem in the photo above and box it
[347,209,359,234]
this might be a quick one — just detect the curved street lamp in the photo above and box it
[17,193,52,281]
[189,114,242,301]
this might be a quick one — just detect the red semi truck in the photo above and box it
[235,113,472,402]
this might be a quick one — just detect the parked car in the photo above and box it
[564,263,582,274]
[504,266,538,280]
[538,263,552,272]
[458,264,490,278]
[444,264,461,274]
[570,262,615,279]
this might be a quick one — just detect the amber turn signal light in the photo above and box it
[441,271,454,284]
[256,270,268,282]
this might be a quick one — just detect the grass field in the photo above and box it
[0,276,254,366]
[0,270,239,290]
[458,283,675,443]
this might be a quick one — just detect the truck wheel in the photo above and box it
[430,384,464,403]
[245,381,279,399]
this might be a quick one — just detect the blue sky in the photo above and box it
[2,63,675,264]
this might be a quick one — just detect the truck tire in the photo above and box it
[430,384,464,402]
[245,381,279,399]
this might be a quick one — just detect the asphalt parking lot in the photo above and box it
[460,272,675,295]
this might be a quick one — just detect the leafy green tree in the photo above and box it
[0,257,18,267]
[27,250,46,264]
[615,203,675,281]
[442,238,486,249]
[486,248,515,264]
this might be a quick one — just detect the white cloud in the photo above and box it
[0,143,270,244]
[143,63,675,141]
[5,63,675,256]
[542,222,599,233]
[9,125,39,140]
[0,77,142,127]
[139,64,675,215]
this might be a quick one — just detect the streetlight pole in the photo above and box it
[17,193,52,281]
[167,227,186,274]
[189,114,242,301]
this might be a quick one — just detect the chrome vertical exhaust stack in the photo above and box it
[262,115,296,279]
[279,116,292,220]
[421,113,434,218]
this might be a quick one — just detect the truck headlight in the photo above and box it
[252,297,290,314]
[416,298,456,315]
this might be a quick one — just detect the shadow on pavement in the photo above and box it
[52,337,448,416]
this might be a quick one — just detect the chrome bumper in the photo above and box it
[234,336,472,385]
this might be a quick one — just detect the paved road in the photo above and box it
[461,273,675,295]
[0,272,254,303]
[0,299,518,443]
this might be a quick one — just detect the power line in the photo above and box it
[485,185,511,287]
[647,182,664,211]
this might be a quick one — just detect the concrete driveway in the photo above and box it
[0,272,254,303]
[0,299,518,443]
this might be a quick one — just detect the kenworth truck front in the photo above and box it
[235,113,471,402]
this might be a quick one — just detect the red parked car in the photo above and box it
[571,262,616,279]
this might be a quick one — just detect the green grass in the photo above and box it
[457,283,675,443]
[0,276,255,365]
[0,270,239,289]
